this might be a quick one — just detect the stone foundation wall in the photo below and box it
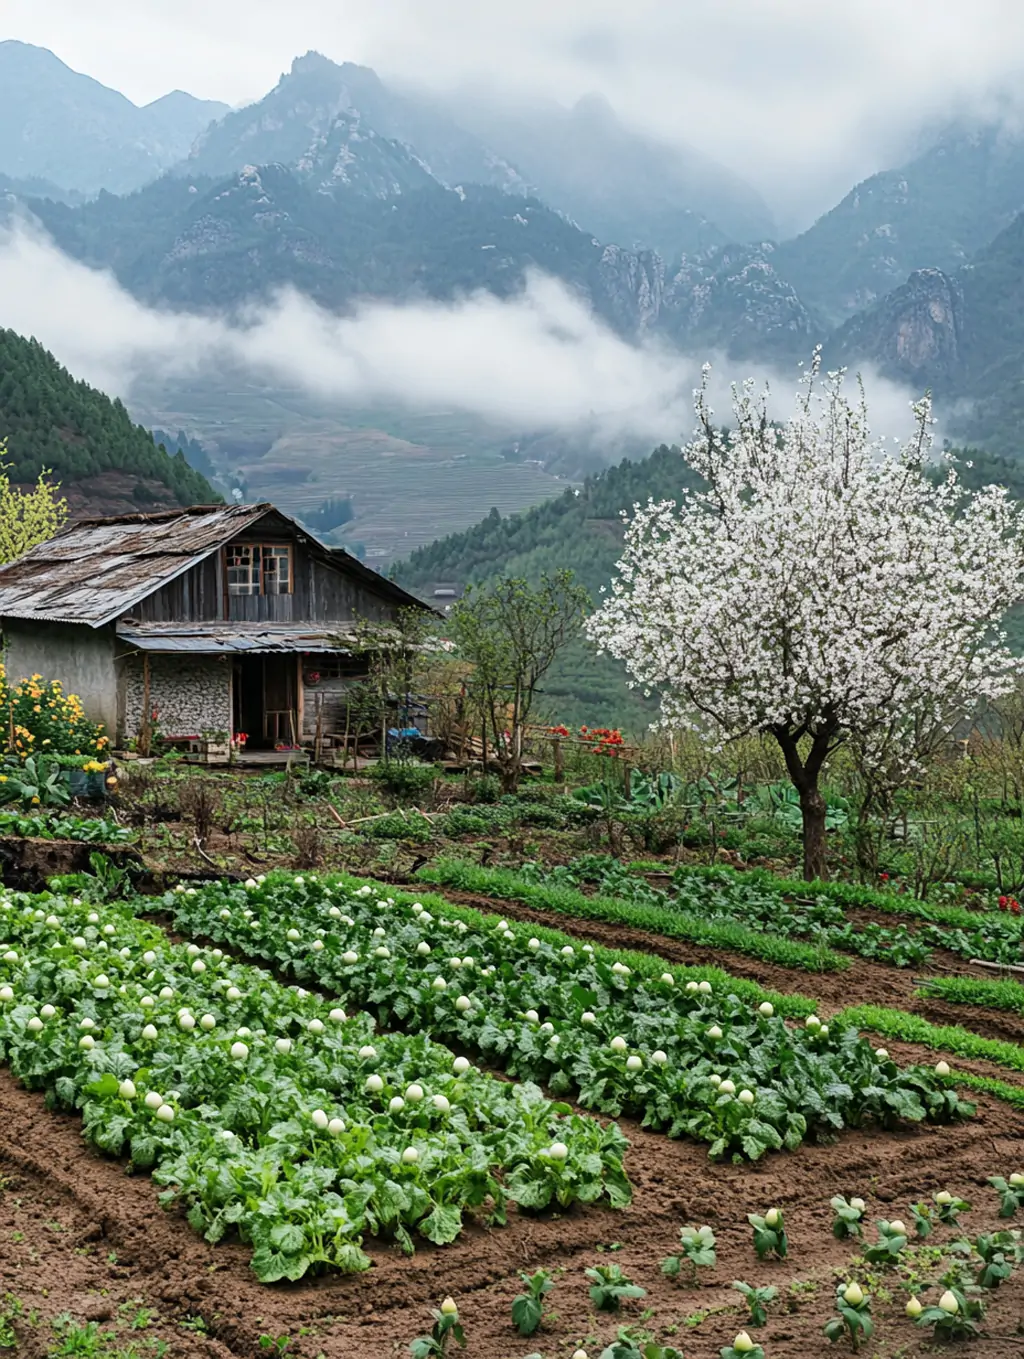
[121,654,232,742]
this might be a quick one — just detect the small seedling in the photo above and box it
[731,1282,777,1327]
[597,1333,684,1359]
[410,1298,465,1358]
[988,1173,1024,1218]
[830,1195,866,1240]
[511,1270,555,1337]
[258,1337,291,1357]
[862,1219,908,1267]
[909,1203,933,1239]
[932,1190,971,1226]
[661,1225,717,1284]
[913,1287,984,1341]
[0,1294,22,1350]
[824,1281,873,1351]
[48,1317,115,1357]
[586,1265,647,1312]
[719,1332,764,1359]
[957,1231,1022,1288]
[748,1208,787,1260]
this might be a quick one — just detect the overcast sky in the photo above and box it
[8,1,1024,227]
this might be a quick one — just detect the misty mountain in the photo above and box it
[180,50,770,257]
[660,241,818,361]
[827,208,1024,455]
[28,167,665,336]
[26,158,820,365]
[447,89,775,257]
[182,52,527,195]
[0,40,229,196]
[0,171,84,206]
[774,122,1024,328]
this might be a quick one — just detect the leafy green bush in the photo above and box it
[368,761,438,800]
[362,812,433,843]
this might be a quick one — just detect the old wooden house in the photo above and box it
[0,504,432,753]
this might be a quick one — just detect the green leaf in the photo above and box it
[420,1203,463,1245]
[511,1294,542,1337]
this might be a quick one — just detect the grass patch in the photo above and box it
[951,1072,1024,1110]
[835,1003,1024,1074]
[915,975,1024,1016]
[418,858,848,975]
[648,861,1013,934]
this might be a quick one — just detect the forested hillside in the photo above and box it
[398,441,1024,729]
[0,329,219,513]
[397,445,702,729]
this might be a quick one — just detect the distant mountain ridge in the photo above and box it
[183,52,528,200]
[826,210,1024,456]
[0,40,228,196]
[179,50,775,258]
[774,122,1024,327]
[26,162,813,364]
[9,39,1024,479]
[448,88,775,257]
[28,167,670,339]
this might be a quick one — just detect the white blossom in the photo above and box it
[587,357,1024,871]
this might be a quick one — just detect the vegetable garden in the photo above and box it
[3,687,1024,1353]
[2,840,1024,1358]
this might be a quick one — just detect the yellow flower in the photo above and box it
[32,705,41,713]
[30,796,39,805]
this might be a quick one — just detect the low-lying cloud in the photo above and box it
[0,225,929,453]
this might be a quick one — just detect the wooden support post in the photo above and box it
[622,762,632,799]
[314,695,324,765]
[553,738,564,783]
[140,653,152,758]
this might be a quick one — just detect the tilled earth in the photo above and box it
[2,900,1024,1358]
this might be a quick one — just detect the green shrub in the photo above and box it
[368,761,438,800]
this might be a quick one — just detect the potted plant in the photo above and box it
[201,728,231,765]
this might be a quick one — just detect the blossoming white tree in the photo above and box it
[587,358,1024,880]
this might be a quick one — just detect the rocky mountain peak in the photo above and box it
[827,267,964,388]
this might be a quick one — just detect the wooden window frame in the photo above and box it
[225,542,293,597]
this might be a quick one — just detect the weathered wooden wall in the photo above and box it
[132,541,404,626]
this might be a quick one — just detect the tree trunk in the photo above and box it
[799,784,828,882]
[772,721,839,882]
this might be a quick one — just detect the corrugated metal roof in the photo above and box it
[0,504,270,626]
[116,622,363,654]
[0,501,437,627]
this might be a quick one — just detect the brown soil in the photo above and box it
[4,1067,1024,1359]
[0,838,143,893]
[6,877,1024,1357]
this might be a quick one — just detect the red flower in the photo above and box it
[1000,895,1008,907]
[879,872,889,882]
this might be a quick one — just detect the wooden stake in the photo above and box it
[140,654,152,758]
